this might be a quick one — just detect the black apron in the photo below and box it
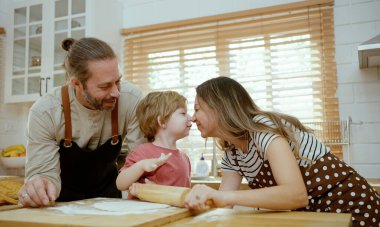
[57,85,122,202]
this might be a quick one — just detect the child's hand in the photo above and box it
[128,182,141,196]
[144,178,155,184]
[141,153,172,172]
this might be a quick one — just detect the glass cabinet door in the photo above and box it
[12,4,43,96]
[53,0,86,87]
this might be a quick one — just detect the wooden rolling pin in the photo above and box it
[132,184,213,208]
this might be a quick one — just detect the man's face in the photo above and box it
[73,58,121,111]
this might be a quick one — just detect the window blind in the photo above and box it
[121,0,339,167]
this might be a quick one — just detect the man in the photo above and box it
[18,37,145,207]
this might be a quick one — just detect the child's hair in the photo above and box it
[136,91,187,142]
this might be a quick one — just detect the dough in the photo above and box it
[93,200,170,212]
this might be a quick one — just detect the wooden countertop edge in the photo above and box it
[135,209,193,227]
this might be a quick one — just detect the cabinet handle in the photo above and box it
[40,77,45,96]
[45,77,51,93]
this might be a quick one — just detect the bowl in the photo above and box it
[0,157,26,168]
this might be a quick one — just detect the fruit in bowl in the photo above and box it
[1,144,26,168]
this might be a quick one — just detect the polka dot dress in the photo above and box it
[247,153,380,227]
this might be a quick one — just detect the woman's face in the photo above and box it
[192,96,219,138]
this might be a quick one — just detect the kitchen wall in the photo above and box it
[0,0,379,178]
[333,0,380,178]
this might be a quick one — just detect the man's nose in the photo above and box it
[110,84,120,98]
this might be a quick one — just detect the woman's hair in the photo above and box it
[196,76,310,159]
[62,37,116,86]
[136,91,187,142]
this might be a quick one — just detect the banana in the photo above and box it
[3,144,26,153]
[2,144,26,157]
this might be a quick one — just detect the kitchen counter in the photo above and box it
[0,198,352,227]
[368,178,380,192]
[0,176,374,227]
[163,208,352,227]
[191,176,249,190]
[0,198,191,227]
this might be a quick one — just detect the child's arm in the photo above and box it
[116,153,172,191]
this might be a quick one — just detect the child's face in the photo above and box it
[165,106,192,140]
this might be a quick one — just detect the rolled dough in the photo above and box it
[48,199,172,215]
[93,200,170,212]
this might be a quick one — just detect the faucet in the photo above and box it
[211,138,218,177]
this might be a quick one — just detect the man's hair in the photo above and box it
[62,37,116,86]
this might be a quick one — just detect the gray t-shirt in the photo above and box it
[25,81,146,194]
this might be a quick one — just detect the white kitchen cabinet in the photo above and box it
[4,0,122,103]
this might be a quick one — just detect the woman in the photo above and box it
[186,76,379,227]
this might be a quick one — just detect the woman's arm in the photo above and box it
[261,136,308,209]
[219,171,242,191]
[186,137,308,210]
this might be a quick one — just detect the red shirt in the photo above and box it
[123,143,191,188]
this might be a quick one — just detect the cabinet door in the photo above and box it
[51,0,86,89]
[5,1,44,102]
[4,0,87,103]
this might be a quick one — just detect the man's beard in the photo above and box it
[83,89,115,111]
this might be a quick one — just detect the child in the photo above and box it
[185,77,380,227]
[116,91,192,192]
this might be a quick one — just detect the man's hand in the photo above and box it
[18,176,57,207]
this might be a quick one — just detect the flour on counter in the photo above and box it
[189,210,224,223]
[48,199,172,216]
[94,200,170,212]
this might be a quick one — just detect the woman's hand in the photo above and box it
[185,184,227,211]
[141,153,172,172]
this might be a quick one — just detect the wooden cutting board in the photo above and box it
[163,208,352,227]
[0,198,192,227]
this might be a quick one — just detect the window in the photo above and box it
[122,0,339,171]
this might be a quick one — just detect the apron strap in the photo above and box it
[111,99,119,145]
[61,85,119,146]
[61,85,72,147]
